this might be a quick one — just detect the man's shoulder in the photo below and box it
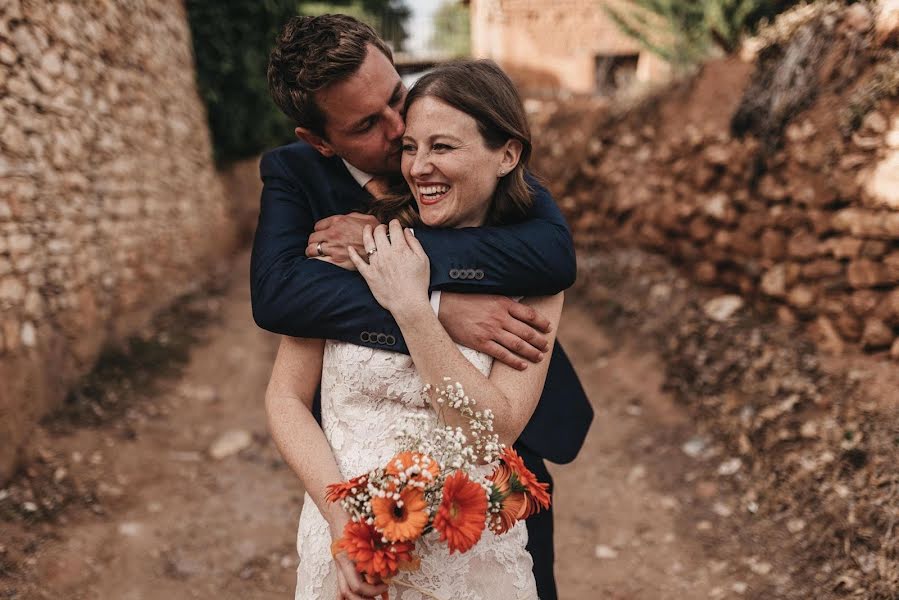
[261,141,334,178]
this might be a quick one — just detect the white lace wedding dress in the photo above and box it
[294,340,539,600]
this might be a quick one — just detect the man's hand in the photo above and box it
[307,212,380,270]
[439,292,552,370]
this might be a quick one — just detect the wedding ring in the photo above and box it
[366,247,377,257]
[316,242,325,257]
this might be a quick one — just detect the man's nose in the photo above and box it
[385,107,405,140]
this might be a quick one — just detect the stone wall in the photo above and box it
[0,0,240,480]
[530,3,899,358]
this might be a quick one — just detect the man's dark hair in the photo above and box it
[267,14,394,137]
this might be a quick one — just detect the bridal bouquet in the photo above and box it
[325,379,550,593]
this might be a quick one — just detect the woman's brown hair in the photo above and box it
[371,60,534,227]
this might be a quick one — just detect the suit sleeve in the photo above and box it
[250,154,576,352]
[250,151,407,350]
[413,175,577,296]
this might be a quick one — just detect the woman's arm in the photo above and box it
[349,221,564,446]
[398,293,562,446]
[264,337,340,530]
[264,336,388,598]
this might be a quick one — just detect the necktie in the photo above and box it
[364,176,392,200]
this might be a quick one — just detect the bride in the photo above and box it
[265,60,563,600]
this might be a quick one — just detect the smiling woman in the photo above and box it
[370,60,535,229]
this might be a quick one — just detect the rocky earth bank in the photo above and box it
[529,1,899,362]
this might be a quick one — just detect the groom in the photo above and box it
[251,14,593,600]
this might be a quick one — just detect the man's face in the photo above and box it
[298,44,407,175]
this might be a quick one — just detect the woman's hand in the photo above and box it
[334,552,388,600]
[348,219,431,319]
[329,511,389,599]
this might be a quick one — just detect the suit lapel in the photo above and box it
[323,155,371,214]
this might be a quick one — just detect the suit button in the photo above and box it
[467,269,477,279]
[474,269,484,280]
[376,333,388,344]
[386,335,396,346]
[360,331,370,342]
[449,268,460,279]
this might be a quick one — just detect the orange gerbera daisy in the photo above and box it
[487,464,527,534]
[325,474,368,503]
[372,486,429,542]
[433,471,488,553]
[385,451,440,483]
[500,447,551,517]
[338,521,416,583]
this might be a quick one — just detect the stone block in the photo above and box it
[761,264,790,298]
[771,206,809,230]
[802,259,843,279]
[810,316,845,355]
[848,259,894,288]
[7,233,32,254]
[0,276,25,303]
[850,290,883,316]
[703,144,731,166]
[861,151,899,210]
[787,285,817,310]
[876,0,899,45]
[787,231,819,259]
[879,289,899,324]
[861,111,888,135]
[758,174,787,202]
[832,208,899,238]
[702,193,731,221]
[861,318,894,350]
[844,2,873,32]
[834,312,862,342]
[729,230,760,257]
[826,237,863,259]
[860,240,889,258]
[688,216,714,242]
[760,229,786,260]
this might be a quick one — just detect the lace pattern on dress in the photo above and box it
[294,340,538,599]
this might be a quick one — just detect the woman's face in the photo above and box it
[401,96,514,229]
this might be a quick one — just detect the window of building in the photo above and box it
[595,54,640,95]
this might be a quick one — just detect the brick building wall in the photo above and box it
[0,0,239,480]
[469,0,669,94]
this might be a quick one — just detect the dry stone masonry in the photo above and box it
[530,2,899,361]
[0,0,237,480]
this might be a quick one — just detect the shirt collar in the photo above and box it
[341,159,374,189]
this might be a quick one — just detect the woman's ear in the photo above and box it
[497,139,523,177]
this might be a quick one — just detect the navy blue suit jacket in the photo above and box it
[250,141,593,464]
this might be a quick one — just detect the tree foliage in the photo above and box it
[185,1,297,164]
[604,0,803,68]
[186,1,411,164]
[429,1,471,57]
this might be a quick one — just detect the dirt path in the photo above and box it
[2,254,758,599]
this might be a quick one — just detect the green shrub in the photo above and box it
[186,1,411,164]
[185,1,298,164]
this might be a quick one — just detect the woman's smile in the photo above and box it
[416,182,452,205]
